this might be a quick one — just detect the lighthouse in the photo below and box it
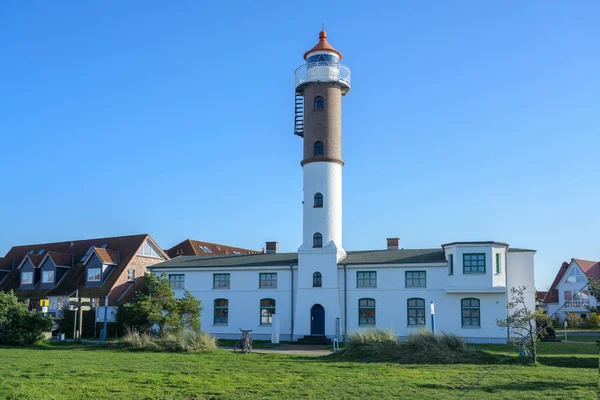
[294,28,351,340]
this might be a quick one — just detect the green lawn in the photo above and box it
[0,341,597,399]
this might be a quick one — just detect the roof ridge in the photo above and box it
[7,234,149,249]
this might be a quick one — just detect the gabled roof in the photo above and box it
[542,258,599,303]
[150,248,447,270]
[166,239,259,258]
[18,253,45,269]
[0,234,161,299]
[45,251,73,267]
[573,258,600,280]
[90,248,119,265]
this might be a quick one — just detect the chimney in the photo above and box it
[386,238,399,250]
[265,242,279,254]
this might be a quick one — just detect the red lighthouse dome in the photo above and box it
[303,29,343,60]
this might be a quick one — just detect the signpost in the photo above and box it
[68,295,92,341]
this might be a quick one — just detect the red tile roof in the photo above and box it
[536,291,547,302]
[92,248,119,265]
[166,239,259,258]
[542,258,599,303]
[0,234,164,300]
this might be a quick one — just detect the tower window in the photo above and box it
[314,193,323,208]
[313,272,322,287]
[314,96,324,110]
[313,233,323,248]
[314,141,323,156]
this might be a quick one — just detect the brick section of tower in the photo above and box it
[301,83,344,167]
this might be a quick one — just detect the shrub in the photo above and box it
[0,291,54,345]
[565,313,583,329]
[551,317,563,329]
[346,328,396,345]
[111,326,215,352]
[586,313,600,329]
[340,328,488,364]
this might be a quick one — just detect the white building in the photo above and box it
[149,29,536,344]
[542,258,597,321]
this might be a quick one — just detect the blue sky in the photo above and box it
[0,1,598,290]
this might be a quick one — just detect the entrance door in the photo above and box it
[311,304,325,336]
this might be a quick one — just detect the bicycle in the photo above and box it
[233,328,253,354]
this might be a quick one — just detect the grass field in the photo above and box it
[0,341,597,399]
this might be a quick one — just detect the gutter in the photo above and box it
[343,264,347,341]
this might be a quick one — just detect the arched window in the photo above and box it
[407,298,425,326]
[314,193,323,208]
[214,299,229,325]
[461,298,480,327]
[358,298,375,326]
[314,96,324,110]
[313,272,322,287]
[260,298,276,325]
[313,233,323,248]
[314,141,324,156]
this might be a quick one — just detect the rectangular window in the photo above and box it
[169,274,185,290]
[357,271,377,288]
[49,298,59,311]
[495,253,501,274]
[260,298,275,325]
[405,271,426,288]
[87,268,102,282]
[259,273,277,288]
[213,273,231,289]
[127,269,135,282]
[449,254,454,275]
[21,272,33,285]
[463,253,486,274]
[214,299,229,324]
[565,291,590,308]
[407,298,426,326]
[358,298,376,325]
[42,270,55,283]
[461,298,481,327]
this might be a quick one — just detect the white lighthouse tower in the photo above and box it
[294,28,351,340]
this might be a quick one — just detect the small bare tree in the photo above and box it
[497,286,550,363]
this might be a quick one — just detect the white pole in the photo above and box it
[73,290,78,340]
[430,301,435,334]
[564,320,568,342]
[271,314,280,344]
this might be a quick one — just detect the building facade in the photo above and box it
[541,258,597,321]
[149,30,537,344]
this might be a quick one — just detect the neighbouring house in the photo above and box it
[148,29,537,344]
[541,258,598,321]
[0,234,169,321]
[166,239,258,258]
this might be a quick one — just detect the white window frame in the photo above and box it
[21,271,33,285]
[42,270,55,283]
[87,268,102,282]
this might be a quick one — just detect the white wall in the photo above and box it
[161,266,295,340]
[301,162,343,251]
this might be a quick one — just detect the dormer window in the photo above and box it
[42,271,55,283]
[87,268,101,282]
[21,272,33,285]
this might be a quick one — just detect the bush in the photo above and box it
[586,313,600,329]
[565,313,583,329]
[551,317,563,329]
[0,291,54,345]
[346,328,396,345]
[111,326,215,352]
[340,328,490,364]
